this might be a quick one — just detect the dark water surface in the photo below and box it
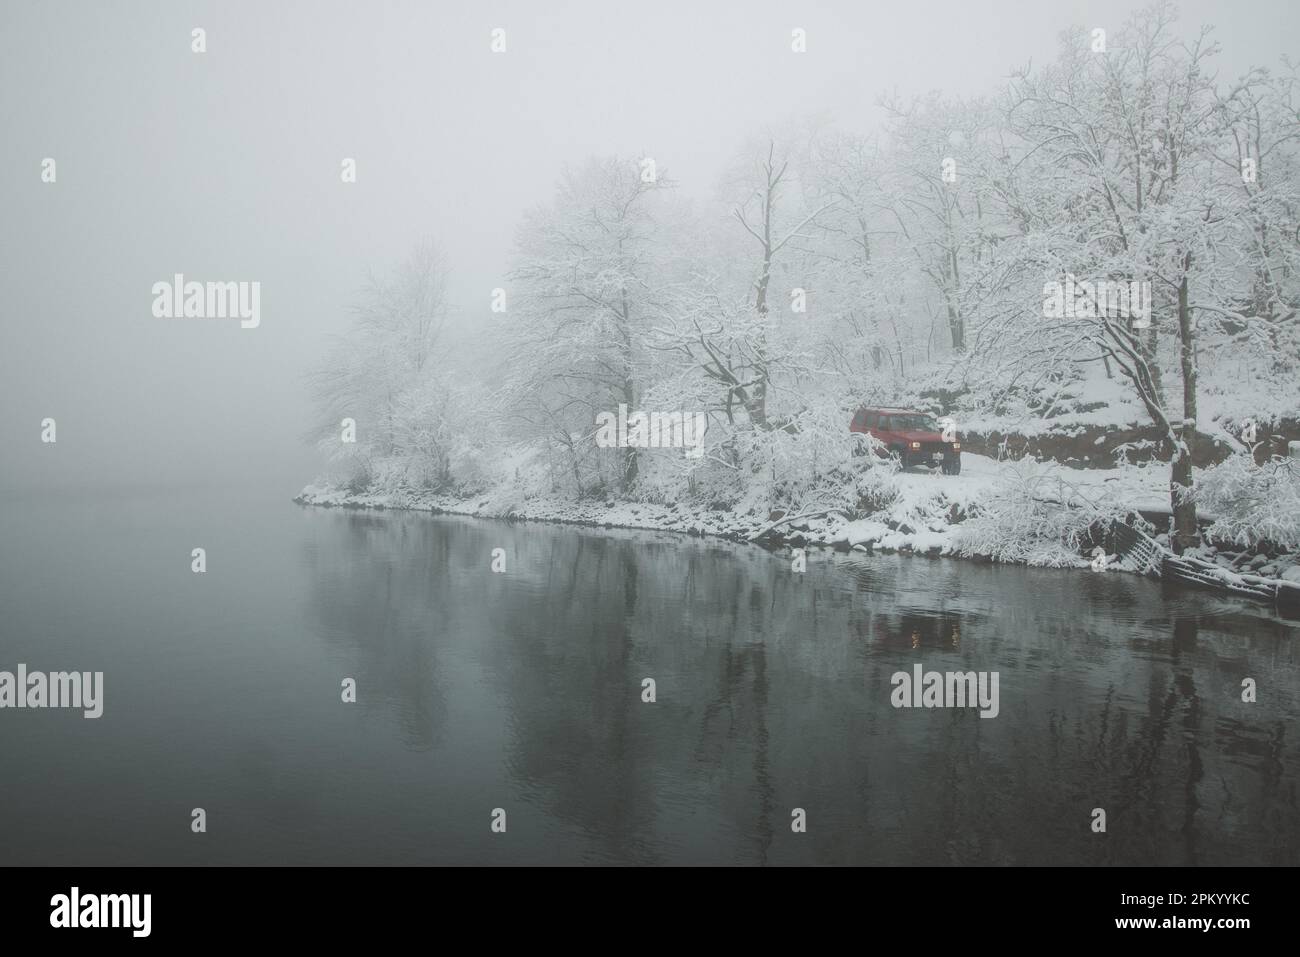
[1,487,1297,865]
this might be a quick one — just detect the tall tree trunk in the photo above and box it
[619,293,638,491]
[621,377,638,491]
[946,245,964,351]
[751,175,774,428]
[1170,268,1199,554]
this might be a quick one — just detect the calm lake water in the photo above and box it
[1,486,1297,866]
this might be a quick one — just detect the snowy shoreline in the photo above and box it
[293,458,1117,568]
[294,481,856,551]
[296,449,1300,590]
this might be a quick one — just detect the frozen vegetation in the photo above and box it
[301,3,1300,585]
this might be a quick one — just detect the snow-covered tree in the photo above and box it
[995,2,1299,550]
[503,156,673,492]
[310,240,448,461]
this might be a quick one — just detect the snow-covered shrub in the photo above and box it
[387,379,506,493]
[949,461,1131,566]
[726,405,889,515]
[470,449,546,516]
[1193,455,1300,550]
[317,452,374,495]
[855,465,902,513]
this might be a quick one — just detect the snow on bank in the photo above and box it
[297,453,1210,574]
[295,481,780,542]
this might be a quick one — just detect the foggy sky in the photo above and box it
[2,0,1295,496]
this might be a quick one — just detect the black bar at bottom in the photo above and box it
[0,865,1285,944]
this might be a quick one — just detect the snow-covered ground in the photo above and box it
[299,453,1175,561]
[837,454,1172,559]
[897,451,1172,513]
[298,447,1300,586]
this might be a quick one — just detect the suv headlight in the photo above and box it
[910,441,921,449]
[952,443,960,450]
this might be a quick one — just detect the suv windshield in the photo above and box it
[883,414,938,432]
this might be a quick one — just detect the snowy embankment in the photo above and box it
[837,452,1171,558]
[296,480,793,543]
[298,446,1300,586]
[296,452,1258,572]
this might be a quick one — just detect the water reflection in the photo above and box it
[302,510,1300,865]
[303,511,451,751]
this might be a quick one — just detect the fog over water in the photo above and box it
[3,0,1296,494]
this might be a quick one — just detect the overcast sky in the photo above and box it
[2,0,1295,495]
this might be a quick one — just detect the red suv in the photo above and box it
[851,407,961,474]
